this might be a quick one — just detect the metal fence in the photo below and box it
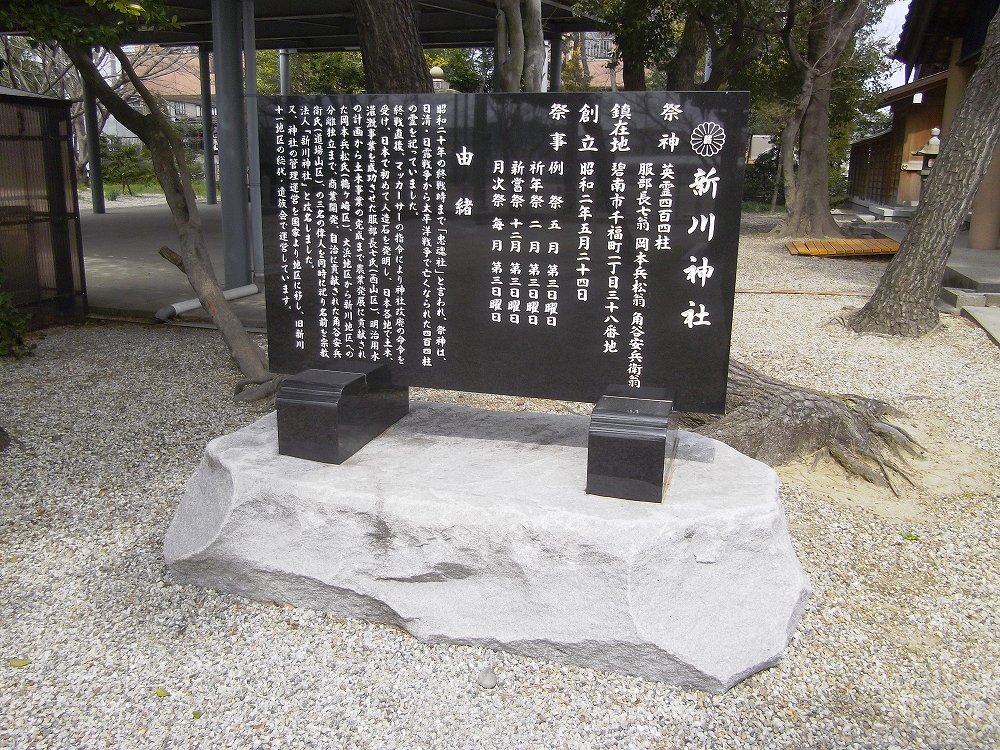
[0,89,86,326]
[585,33,615,61]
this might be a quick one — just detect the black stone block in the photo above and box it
[276,362,409,464]
[586,386,676,503]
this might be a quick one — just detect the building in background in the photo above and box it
[847,0,1000,252]
[560,31,625,91]
[104,47,214,144]
[581,31,624,90]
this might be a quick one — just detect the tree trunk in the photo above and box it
[622,51,646,91]
[770,145,782,212]
[780,76,842,236]
[351,0,432,94]
[773,62,820,217]
[773,0,867,238]
[144,126,274,396]
[663,13,705,90]
[496,0,525,92]
[71,105,89,180]
[778,113,799,210]
[1,35,23,90]
[849,7,1000,336]
[521,0,544,92]
[577,32,590,79]
[699,0,760,92]
[617,0,648,92]
[64,43,278,400]
[495,6,507,88]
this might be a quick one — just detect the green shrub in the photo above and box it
[743,148,783,205]
[100,135,155,196]
[0,269,33,358]
[829,168,850,207]
[742,148,850,207]
[185,150,206,184]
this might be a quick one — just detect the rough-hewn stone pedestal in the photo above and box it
[164,402,810,692]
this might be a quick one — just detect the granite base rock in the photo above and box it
[164,402,810,692]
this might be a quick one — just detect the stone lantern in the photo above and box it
[430,66,450,93]
[915,127,941,180]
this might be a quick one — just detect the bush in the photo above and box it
[742,148,850,207]
[743,148,783,205]
[172,117,207,184]
[0,269,33,358]
[185,150,205,184]
[829,167,849,207]
[742,201,778,213]
[100,135,155,196]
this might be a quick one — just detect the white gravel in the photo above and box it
[1,221,998,749]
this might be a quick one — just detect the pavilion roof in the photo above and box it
[0,1,602,51]
[895,0,998,74]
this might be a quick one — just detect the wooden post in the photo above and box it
[969,144,1000,250]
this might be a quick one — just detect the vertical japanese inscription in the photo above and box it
[268,100,453,366]
[260,92,747,411]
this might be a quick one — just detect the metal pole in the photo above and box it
[494,12,503,91]
[198,45,218,205]
[82,49,105,214]
[549,33,563,92]
[211,0,252,287]
[243,0,264,286]
[279,48,291,95]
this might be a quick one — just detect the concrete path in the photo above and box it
[79,201,1000,346]
[79,202,266,329]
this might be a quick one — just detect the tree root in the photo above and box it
[680,360,925,492]
[234,372,287,403]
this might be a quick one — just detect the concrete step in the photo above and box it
[944,267,982,291]
[939,287,1000,311]
[847,223,877,238]
[935,298,959,315]
[940,287,987,309]
[944,247,1000,293]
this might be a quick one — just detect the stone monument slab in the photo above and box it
[260,91,749,412]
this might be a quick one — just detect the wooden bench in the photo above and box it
[785,238,900,256]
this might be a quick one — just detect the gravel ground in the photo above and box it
[2,223,998,749]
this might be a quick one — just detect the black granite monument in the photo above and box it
[259,91,747,501]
